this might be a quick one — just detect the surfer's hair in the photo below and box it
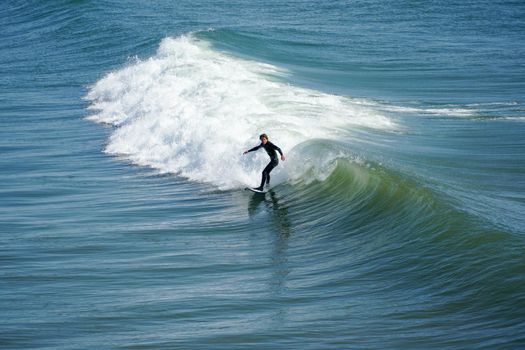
[259,133,268,140]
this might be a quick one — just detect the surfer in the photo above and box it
[243,133,285,191]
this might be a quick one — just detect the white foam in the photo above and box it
[379,105,477,117]
[85,34,396,189]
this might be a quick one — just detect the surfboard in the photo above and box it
[245,187,267,194]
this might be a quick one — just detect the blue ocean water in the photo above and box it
[1,1,525,349]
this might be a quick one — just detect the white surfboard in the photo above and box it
[245,187,267,194]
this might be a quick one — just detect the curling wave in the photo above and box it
[85,34,397,189]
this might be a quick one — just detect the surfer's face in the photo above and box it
[260,137,268,144]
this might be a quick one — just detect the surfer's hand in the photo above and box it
[281,155,286,161]
[243,151,248,155]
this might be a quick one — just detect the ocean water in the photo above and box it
[1,1,525,349]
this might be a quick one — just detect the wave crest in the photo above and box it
[85,34,397,189]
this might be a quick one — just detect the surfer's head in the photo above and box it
[259,133,268,144]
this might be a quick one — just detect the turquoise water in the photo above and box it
[2,1,525,349]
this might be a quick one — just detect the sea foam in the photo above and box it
[85,34,396,189]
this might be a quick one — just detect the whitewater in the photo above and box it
[86,35,398,189]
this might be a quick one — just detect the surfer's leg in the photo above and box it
[258,170,268,190]
[260,160,277,189]
[269,159,278,184]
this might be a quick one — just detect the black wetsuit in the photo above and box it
[246,141,283,189]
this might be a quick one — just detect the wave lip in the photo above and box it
[85,34,397,189]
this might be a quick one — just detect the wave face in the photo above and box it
[85,34,397,189]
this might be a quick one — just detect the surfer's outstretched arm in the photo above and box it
[243,144,262,155]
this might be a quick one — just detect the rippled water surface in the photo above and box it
[2,1,525,349]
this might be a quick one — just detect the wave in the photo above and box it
[85,33,397,189]
[83,32,525,236]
